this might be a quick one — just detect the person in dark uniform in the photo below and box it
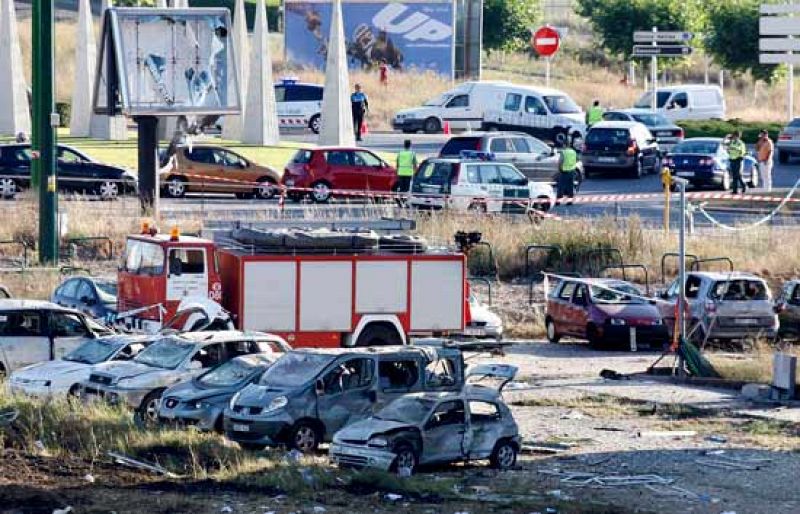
[351,84,369,142]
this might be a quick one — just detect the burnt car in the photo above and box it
[158,342,289,432]
[545,278,668,350]
[329,364,519,475]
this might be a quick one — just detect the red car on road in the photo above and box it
[282,147,398,202]
[545,278,668,350]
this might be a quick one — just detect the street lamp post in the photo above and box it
[673,176,689,377]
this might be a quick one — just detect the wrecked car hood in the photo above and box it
[163,380,238,402]
[14,360,89,379]
[90,361,177,385]
[334,418,412,443]
[233,383,287,407]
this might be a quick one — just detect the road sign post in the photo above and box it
[532,25,560,87]
[652,27,657,113]
[759,3,800,120]
[632,29,694,113]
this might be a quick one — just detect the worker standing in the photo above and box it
[395,139,417,195]
[351,84,369,142]
[724,131,747,195]
[755,129,774,191]
[557,141,578,203]
[586,100,603,127]
[379,62,389,87]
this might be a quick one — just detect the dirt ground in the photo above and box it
[2,341,798,514]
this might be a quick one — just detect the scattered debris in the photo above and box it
[638,430,697,438]
[52,508,73,514]
[521,442,572,454]
[83,473,95,483]
[695,455,772,471]
[312,506,326,513]
[384,493,403,501]
[560,410,586,420]
[108,451,179,478]
[470,485,491,495]
[220,506,233,513]
[706,435,728,444]
[505,381,533,390]
[284,449,303,463]
[299,467,316,486]
[539,470,673,487]
[397,465,413,477]
[600,369,630,380]
[593,426,625,432]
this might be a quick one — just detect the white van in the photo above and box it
[274,78,324,134]
[393,81,586,144]
[633,85,725,121]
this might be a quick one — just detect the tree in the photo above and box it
[704,0,782,83]
[576,0,706,59]
[483,0,541,53]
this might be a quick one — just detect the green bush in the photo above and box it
[55,102,71,128]
[678,119,784,142]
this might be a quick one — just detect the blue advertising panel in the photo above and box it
[285,0,455,77]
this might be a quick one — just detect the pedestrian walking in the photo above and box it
[724,131,747,195]
[351,84,369,142]
[586,100,603,127]
[557,141,578,203]
[755,129,774,191]
[379,62,389,87]
[394,139,417,195]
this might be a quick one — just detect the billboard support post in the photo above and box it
[135,116,159,216]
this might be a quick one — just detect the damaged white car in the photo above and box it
[329,364,519,475]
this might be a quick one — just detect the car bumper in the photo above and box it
[223,412,294,446]
[776,141,800,152]
[706,325,777,340]
[408,194,446,209]
[80,384,150,409]
[159,405,222,431]
[582,156,636,169]
[597,325,670,345]
[671,168,725,184]
[8,381,58,399]
[392,119,426,132]
[464,323,503,339]
[329,443,396,471]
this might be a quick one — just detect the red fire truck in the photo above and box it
[117,226,469,347]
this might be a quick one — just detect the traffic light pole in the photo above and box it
[34,0,58,264]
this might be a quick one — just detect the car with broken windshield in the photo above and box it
[224,344,466,452]
[546,278,668,350]
[79,331,282,424]
[9,334,152,398]
[157,337,290,432]
[329,364,520,475]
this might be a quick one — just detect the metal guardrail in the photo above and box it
[0,239,28,269]
[524,244,563,279]
[586,247,623,276]
[691,257,734,273]
[660,252,699,283]
[468,277,492,305]
[61,236,114,261]
[600,264,651,295]
[467,241,498,279]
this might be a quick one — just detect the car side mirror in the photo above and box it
[315,379,325,396]
[188,360,202,370]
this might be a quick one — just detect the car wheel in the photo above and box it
[583,167,592,179]
[630,158,643,179]
[68,384,81,399]
[587,324,603,349]
[255,178,277,200]
[574,169,584,191]
[490,439,517,470]
[536,195,552,212]
[310,181,332,203]
[720,171,731,191]
[391,443,418,476]
[749,166,759,187]
[779,150,789,164]
[135,390,163,427]
[97,180,119,200]
[165,176,187,198]
[309,114,321,134]
[545,317,560,343]
[290,421,320,453]
[423,117,441,134]
[355,323,403,346]
[0,178,18,198]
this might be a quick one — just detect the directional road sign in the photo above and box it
[632,45,693,57]
[633,31,694,43]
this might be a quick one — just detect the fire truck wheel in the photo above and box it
[355,323,403,347]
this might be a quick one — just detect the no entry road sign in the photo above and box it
[532,26,560,57]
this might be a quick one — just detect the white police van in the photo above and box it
[275,78,324,134]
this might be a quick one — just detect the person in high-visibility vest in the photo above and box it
[395,139,417,194]
[724,130,747,195]
[586,100,604,127]
[557,141,578,202]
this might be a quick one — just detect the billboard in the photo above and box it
[94,8,240,116]
[285,0,455,77]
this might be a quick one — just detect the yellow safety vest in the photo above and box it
[727,139,746,160]
[560,148,578,172]
[396,150,416,177]
[587,106,603,126]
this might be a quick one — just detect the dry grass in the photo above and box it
[709,343,800,386]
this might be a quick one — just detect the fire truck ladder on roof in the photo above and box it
[201,218,416,238]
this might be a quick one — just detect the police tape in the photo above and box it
[694,176,800,231]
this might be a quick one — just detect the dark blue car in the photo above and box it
[663,138,758,190]
[51,277,117,320]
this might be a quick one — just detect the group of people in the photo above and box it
[725,130,774,195]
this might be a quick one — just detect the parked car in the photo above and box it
[0,300,114,378]
[392,81,586,145]
[581,121,661,178]
[329,363,520,475]
[51,276,117,320]
[438,131,584,185]
[463,293,503,340]
[408,155,557,213]
[275,78,323,134]
[79,331,280,424]
[775,279,800,341]
[633,85,725,121]
[545,278,668,350]
[282,147,397,203]
[158,336,290,432]
[9,335,153,398]
[224,345,466,452]
[160,145,280,199]
[776,117,800,164]
[663,138,759,190]
[0,144,137,200]
[601,110,684,151]
[657,272,778,344]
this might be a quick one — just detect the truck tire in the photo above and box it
[423,117,441,134]
[355,323,403,347]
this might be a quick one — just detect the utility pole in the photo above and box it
[33,0,58,264]
[651,26,658,112]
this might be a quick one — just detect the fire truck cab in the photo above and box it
[118,227,469,348]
